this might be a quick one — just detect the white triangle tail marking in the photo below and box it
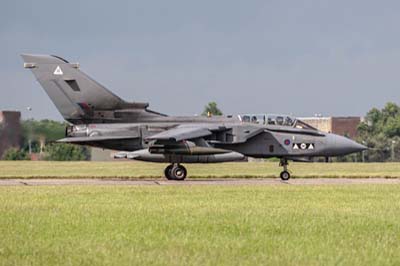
[54,66,63,75]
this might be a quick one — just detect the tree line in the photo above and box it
[2,120,89,161]
[356,102,400,162]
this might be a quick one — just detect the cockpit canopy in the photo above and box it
[238,114,317,131]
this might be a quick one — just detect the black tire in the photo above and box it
[164,165,174,180]
[280,171,290,181]
[170,165,187,181]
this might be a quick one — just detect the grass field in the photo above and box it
[1,185,400,265]
[0,161,400,179]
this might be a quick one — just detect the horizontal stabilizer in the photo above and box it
[57,135,138,143]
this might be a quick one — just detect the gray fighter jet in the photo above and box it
[21,54,367,180]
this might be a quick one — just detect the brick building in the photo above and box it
[0,111,22,158]
[299,116,362,139]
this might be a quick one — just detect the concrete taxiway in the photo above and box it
[0,178,400,186]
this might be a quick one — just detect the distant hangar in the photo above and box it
[300,116,362,139]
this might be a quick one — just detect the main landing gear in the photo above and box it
[279,158,291,181]
[164,164,187,181]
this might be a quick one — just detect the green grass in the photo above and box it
[1,185,400,265]
[0,161,400,179]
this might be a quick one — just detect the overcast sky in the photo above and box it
[1,0,400,120]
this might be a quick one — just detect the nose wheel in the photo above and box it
[164,164,187,181]
[279,158,291,180]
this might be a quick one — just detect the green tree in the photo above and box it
[44,143,90,161]
[357,102,400,162]
[20,119,89,161]
[21,119,67,153]
[383,116,400,138]
[382,102,399,119]
[202,102,223,116]
[2,148,30,160]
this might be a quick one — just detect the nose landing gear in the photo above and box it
[164,164,187,181]
[279,158,291,180]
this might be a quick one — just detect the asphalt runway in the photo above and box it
[1,178,400,186]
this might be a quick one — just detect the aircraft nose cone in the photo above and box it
[352,141,368,153]
[327,134,368,156]
[339,136,367,153]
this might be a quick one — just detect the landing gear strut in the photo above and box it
[164,164,187,181]
[279,158,291,180]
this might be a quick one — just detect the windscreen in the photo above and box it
[294,120,318,131]
[266,115,295,127]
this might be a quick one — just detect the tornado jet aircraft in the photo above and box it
[21,54,367,180]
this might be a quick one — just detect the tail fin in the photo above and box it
[21,54,150,123]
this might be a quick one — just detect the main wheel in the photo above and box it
[164,165,174,180]
[170,165,187,181]
[280,171,290,181]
